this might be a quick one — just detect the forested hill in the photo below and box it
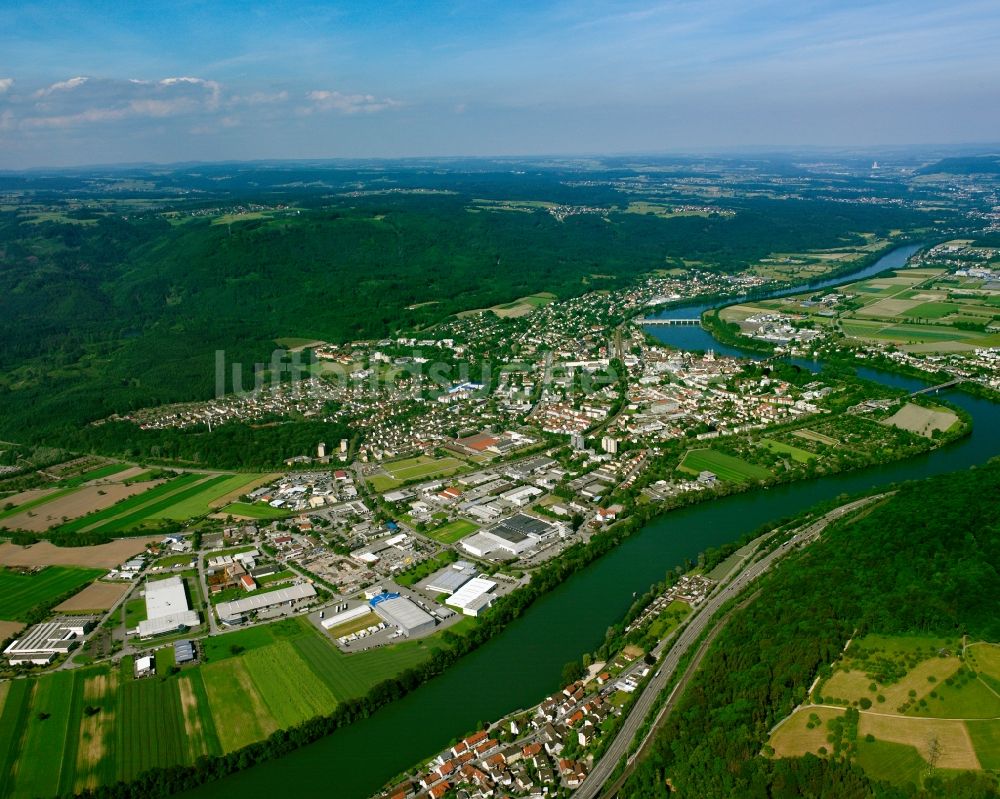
[0,177,937,439]
[918,156,1000,175]
[623,459,1000,799]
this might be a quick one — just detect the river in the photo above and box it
[644,242,925,355]
[183,243,999,799]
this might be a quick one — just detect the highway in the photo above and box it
[573,494,886,799]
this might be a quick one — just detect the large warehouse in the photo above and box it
[460,513,562,559]
[425,560,478,595]
[4,617,97,665]
[216,582,317,625]
[446,577,497,617]
[138,576,200,638]
[371,594,436,637]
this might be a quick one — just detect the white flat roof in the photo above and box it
[138,610,200,638]
[216,583,317,620]
[144,575,191,620]
[447,577,497,610]
[373,596,435,633]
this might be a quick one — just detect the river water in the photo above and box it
[645,242,925,355]
[183,244,999,799]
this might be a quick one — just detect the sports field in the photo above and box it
[0,566,104,621]
[427,518,479,544]
[678,448,772,483]
[369,455,466,491]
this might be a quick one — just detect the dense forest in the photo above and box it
[0,164,944,448]
[622,459,1000,799]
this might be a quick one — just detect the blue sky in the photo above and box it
[0,0,998,167]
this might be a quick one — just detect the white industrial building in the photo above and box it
[3,617,97,665]
[216,582,317,625]
[321,604,371,630]
[460,513,562,559]
[138,576,200,638]
[134,654,155,678]
[372,595,436,637]
[424,560,478,595]
[446,577,497,617]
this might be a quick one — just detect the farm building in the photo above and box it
[138,575,200,638]
[371,594,436,637]
[134,654,155,678]
[425,560,478,595]
[174,639,195,664]
[446,577,497,617]
[215,582,317,625]
[3,617,97,665]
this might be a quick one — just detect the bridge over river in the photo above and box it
[634,317,701,326]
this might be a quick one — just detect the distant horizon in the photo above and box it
[2,142,1000,174]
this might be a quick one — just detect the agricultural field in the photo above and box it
[0,566,104,621]
[54,580,130,613]
[368,454,467,491]
[768,633,1000,787]
[0,620,24,640]
[0,488,75,521]
[0,482,163,532]
[624,201,715,219]
[116,676,189,781]
[426,518,479,544]
[733,259,1000,353]
[52,473,205,533]
[790,427,839,446]
[0,614,475,794]
[0,537,159,569]
[677,448,772,483]
[759,438,816,463]
[488,292,557,318]
[644,600,690,641]
[149,473,274,520]
[882,402,959,437]
[216,501,291,520]
[47,471,273,535]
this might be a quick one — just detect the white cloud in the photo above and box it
[228,90,289,107]
[303,89,401,115]
[0,79,13,94]
[34,76,88,97]
[20,75,226,129]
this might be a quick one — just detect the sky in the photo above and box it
[0,0,998,168]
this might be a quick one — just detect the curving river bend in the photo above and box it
[182,244,1000,799]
